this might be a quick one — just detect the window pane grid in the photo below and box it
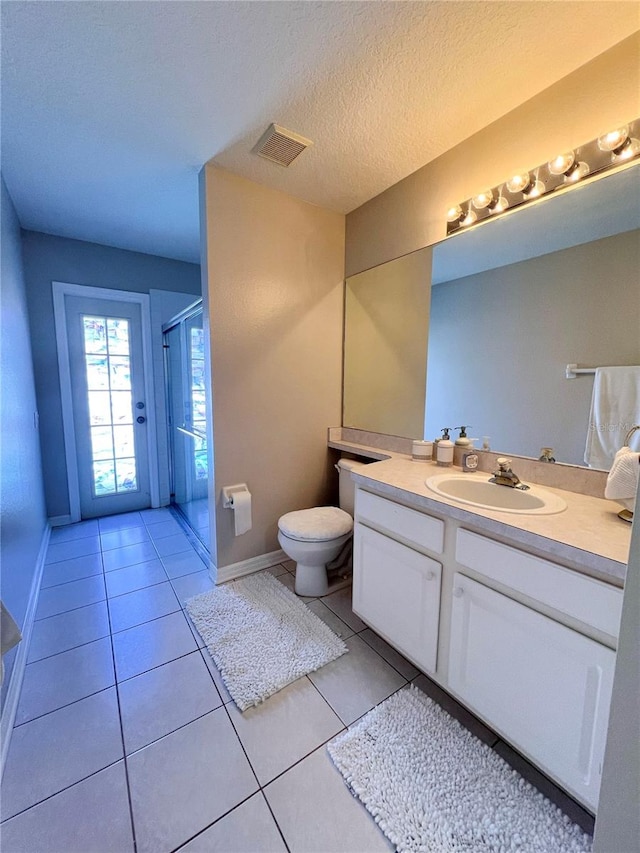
[83,316,138,497]
[190,328,208,480]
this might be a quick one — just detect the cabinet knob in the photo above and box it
[453,587,464,598]
[426,570,435,580]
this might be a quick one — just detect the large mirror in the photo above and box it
[344,163,640,467]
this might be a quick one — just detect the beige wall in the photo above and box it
[201,166,345,570]
[346,33,640,276]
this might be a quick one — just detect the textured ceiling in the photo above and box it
[1,2,639,263]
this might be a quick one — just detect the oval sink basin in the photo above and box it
[425,473,567,515]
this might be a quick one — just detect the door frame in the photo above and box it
[53,281,160,522]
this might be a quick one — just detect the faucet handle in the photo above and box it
[496,457,511,470]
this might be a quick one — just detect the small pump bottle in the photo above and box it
[436,428,454,467]
[455,426,472,447]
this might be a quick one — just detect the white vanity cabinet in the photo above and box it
[449,529,621,812]
[352,490,443,674]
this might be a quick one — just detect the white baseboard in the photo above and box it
[215,549,287,585]
[1,523,51,778]
[48,514,73,527]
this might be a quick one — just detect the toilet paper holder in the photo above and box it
[222,483,249,508]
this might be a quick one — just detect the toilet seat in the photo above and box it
[278,507,353,542]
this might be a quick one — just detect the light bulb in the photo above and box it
[446,204,463,223]
[612,137,640,162]
[597,125,629,153]
[472,190,493,210]
[460,208,477,227]
[563,161,590,183]
[522,179,545,199]
[506,173,531,193]
[548,152,575,176]
[489,195,509,214]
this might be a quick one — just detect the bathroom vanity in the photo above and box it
[345,454,631,814]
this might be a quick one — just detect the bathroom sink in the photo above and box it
[425,473,567,515]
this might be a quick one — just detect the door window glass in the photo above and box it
[83,316,138,496]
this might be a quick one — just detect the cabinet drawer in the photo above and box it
[456,529,623,638]
[356,489,444,554]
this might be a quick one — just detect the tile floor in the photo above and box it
[1,508,594,852]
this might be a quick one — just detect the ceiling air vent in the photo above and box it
[253,123,313,167]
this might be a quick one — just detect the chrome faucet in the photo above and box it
[489,458,530,490]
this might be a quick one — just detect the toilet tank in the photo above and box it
[337,458,366,516]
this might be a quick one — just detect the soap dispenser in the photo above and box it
[436,428,454,467]
[455,426,472,447]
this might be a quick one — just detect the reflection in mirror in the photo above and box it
[343,247,431,438]
[426,165,640,468]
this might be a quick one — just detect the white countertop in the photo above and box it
[350,457,632,586]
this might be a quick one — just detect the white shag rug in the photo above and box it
[186,572,347,711]
[327,686,593,853]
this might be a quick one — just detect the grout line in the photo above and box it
[12,681,116,730]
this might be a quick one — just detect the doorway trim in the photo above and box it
[53,281,160,522]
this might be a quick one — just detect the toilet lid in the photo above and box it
[278,507,353,542]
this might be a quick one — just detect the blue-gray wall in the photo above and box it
[0,179,48,708]
[21,230,201,519]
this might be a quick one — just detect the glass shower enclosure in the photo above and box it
[163,300,210,550]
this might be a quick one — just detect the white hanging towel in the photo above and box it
[584,366,640,469]
[1,601,22,685]
[605,446,640,513]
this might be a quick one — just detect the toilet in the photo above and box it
[277,458,363,597]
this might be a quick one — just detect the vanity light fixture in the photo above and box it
[446,116,640,235]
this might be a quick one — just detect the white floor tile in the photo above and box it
[107,581,180,633]
[179,793,287,853]
[359,628,420,680]
[27,601,110,663]
[305,599,354,640]
[307,634,406,725]
[227,677,344,786]
[264,563,289,578]
[152,532,192,557]
[264,746,393,853]
[50,520,99,543]
[40,553,104,589]
[98,512,144,533]
[103,540,159,572]
[35,575,106,620]
[321,586,366,632]
[170,570,215,605]
[112,610,198,681]
[161,550,207,579]
[145,518,184,539]
[119,651,222,754]
[16,637,115,724]
[100,526,150,551]
[140,507,174,523]
[127,708,258,853]
[1,688,122,821]
[45,536,101,565]
[0,761,134,853]
[200,649,233,704]
[104,560,167,598]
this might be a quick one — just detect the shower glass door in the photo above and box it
[163,302,210,549]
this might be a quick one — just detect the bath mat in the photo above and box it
[186,572,347,711]
[327,686,592,853]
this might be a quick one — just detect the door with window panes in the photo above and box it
[65,295,151,517]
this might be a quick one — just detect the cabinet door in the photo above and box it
[449,573,615,811]
[353,524,442,673]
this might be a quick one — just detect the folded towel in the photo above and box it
[605,446,640,513]
[584,366,640,468]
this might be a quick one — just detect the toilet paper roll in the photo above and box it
[232,489,252,536]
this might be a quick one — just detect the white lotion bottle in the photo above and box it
[436,428,454,467]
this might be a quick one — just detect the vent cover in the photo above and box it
[253,123,313,167]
